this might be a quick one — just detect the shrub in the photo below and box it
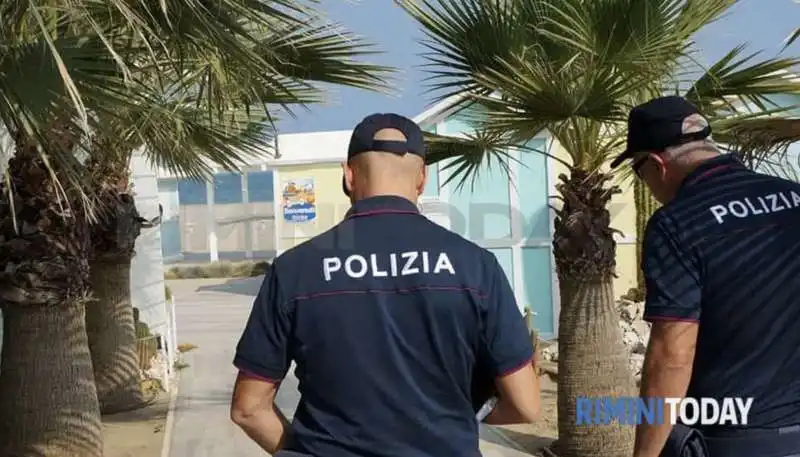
[163,260,270,280]
[133,307,159,370]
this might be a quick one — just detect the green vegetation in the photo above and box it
[164,261,270,280]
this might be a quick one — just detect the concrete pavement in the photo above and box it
[163,277,532,456]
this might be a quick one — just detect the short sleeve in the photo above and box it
[642,214,702,322]
[480,254,534,377]
[233,263,292,381]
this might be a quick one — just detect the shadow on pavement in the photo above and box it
[172,390,233,412]
[484,426,554,455]
[102,393,170,423]
[195,277,264,296]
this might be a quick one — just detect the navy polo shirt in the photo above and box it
[234,195,533,457]
[642,154,800,429]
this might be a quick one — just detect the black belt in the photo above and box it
[704,424,800,438]
[662,424,800,457]
[704,425,800,457]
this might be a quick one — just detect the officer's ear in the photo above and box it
[650,153,668,180]
[342,161,355,195]
[417,164,427,197]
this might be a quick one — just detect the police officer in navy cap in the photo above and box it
[230,113,541,457]
[614,96,800,457]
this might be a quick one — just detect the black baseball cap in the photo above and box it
[342,113,426,196]
[610,95,712,169]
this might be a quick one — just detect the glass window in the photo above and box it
[423,164,439,197]
[522,246,554,337]
[247,171,274,202]
[177,178,207,205]
[214,173,243,204]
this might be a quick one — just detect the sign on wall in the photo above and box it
[281,178,317,223]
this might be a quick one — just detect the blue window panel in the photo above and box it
[158,178,177,193]
[160,218,181,260]
[247,171,274,202]
[518,139,550,240]
[521,247,554,338]
[422,123,440,197]
[486,247,514,291]
[423,163,439,197]
[214,173,243,204]
[447,158,512,241]
[441,109,512,241]
[441,107,484,136]
[177,178,207,205]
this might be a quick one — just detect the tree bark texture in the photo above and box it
[551,169,636,457]
[0,306,103,457]
[86,259,147,414]
[553,278,635,457]
[0,138,101,457]
[85,151,147,414]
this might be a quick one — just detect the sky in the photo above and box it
[277,0,800,134]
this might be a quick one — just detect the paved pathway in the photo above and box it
[164,277,531,456]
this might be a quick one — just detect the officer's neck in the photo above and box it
[352,187,419,205]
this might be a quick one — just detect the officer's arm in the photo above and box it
[480,255,541,425]
[634,215,700,457]
[230,264,293,453]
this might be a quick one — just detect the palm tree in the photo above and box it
[0,2,389,455]
[399,1,800,456]
[83,12,390,415]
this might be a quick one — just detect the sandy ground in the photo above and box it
[103,392,169,457]
[497,372,558,455]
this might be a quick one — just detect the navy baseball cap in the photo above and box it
[610,95,711,169]
[342,113,426,196]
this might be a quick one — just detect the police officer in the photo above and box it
[611,96,800,457]
[230,113,541,457]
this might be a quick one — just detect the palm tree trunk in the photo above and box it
[552,169,635,457]
[0,306,103,457]
[86,258,147,414]
[85,163,147,413]
[0,139,102,457]
[554,278,635,456]
[632,179,660,301]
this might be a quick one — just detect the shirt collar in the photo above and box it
[345,195,420,219]
[678,154,747,190]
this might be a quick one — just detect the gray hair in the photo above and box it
[661,138,721,165]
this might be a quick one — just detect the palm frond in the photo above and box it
[423,128,572,193]
[684,46,800,115]
[424,130,519,192]
[0,0,390,218]
[714,116,800,167]
[784,27,800,51]
[401,0,745,182]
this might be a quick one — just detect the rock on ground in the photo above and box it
[539,298,650,382]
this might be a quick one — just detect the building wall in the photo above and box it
[424,110,558,338]
[130,151,168,334]
[158,169,276,262]
[276,162,350,252]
